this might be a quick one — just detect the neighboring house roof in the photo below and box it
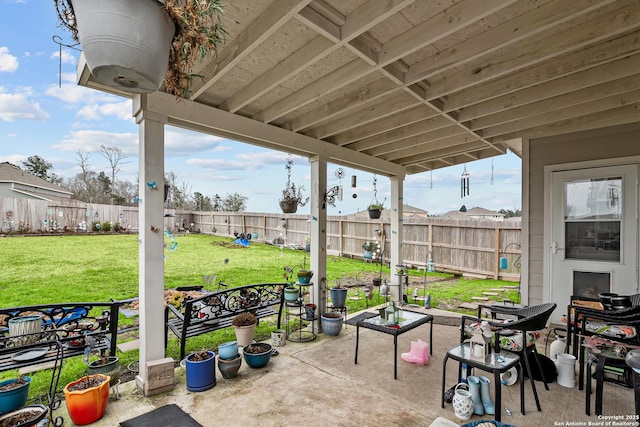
[351,204,428,218]
[0,162,72,200]
[441,206,505,220]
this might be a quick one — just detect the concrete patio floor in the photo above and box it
[58,307,635,427]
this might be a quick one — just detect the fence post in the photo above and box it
[494,227,500,280]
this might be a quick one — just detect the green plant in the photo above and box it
[279,156,308,207]
[113,222,121,232]
[92,221,100,232]
[231,312,256,327]
[362,241,373,251]
[53,0,227,99]
[101,221,111,232]
[367,202,384,210]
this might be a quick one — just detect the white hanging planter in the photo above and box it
[71,0,175,93]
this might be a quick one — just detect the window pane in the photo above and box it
[565,221,620,261]
[565,177,622,220]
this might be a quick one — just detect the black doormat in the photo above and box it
[120,404,202,427]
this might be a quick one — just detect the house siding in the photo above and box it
[527,122,640,308]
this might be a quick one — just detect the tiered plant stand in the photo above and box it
[285,283,317,342]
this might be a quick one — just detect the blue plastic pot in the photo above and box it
[218,341,238,360]
[0,377,31,414]
[185,351,216,392]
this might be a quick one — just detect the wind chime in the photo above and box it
[461,164,470,198]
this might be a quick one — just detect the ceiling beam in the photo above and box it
[424,1,640,101]
[136,92,405,177]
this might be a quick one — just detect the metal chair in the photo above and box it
[461,302,556,413]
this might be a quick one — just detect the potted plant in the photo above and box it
[279,156,308,214]
[321,312,344,336]
[242,342,273,369]
[54,0,226,97]
[231,312,257,347]
[63,373,110,425]
[185,350,216,391]
[84,337,120,386]
[367,175,385,219]
[0,375,31,415]
[329,282,348,309]
[367,202,384,219]
[282,266,300,302]
[0,404,48,427]
[297,269,313,284]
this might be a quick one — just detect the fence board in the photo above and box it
[0,198,521,280]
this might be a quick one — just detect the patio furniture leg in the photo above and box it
[429,318,433,355]
[522,347,542,411]
[354,323,360,364]
[441,353,449,409]
[494,370,501,422]
[519,363,525,415]
[394,335,398,379]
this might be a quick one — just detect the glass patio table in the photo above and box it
[354,309,433,379]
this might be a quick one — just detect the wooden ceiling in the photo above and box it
[80,0,640,177]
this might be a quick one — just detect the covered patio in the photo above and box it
[73,0,640,410]
[58,308,634,426]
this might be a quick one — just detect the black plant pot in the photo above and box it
[280,200,298,214]
[368,209,381,219]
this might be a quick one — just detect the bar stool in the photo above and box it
[586,347,629,415]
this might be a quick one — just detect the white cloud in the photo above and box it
[0,47,19,72]
[0,86,50,122]
[77,101,133,121]
[53,129,138,154]
[164,128,224,156]
[186,158,264,171]
[50,50,75,65]
[45,73,117,104]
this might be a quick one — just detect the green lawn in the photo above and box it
[0,233,518,398]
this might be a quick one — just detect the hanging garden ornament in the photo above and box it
[163,229,178,261]
[490,158,495,185]
[461,164,470,198]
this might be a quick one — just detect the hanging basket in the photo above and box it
[368,208,382,219]
[279,200,298,214]
[71,0,176,94]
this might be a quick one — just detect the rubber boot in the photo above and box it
[401,339,429,365]
[467,375,484,415]
[478,375,495,415]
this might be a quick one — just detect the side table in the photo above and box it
[441,344,523,422]
[586,347,630,416]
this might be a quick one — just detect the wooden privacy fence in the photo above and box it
[0,198,521,280]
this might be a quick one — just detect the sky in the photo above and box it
[0,1,522,216]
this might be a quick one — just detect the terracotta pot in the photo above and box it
[233,323,256,347]
[63,374,110,426]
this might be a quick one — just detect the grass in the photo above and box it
[0,233,519,398]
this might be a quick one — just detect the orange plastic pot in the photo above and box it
[63,374,110,425]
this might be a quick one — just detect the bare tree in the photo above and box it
[99,145,128,186]
[165,171,193,209]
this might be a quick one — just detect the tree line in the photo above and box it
[20,151,247,211]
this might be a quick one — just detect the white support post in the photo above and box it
[133,101,169,396]
[310,156,327,320]
[389,176,404,303]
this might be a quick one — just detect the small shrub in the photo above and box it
[102,221,112,232]
[93,222,101,232]
[114,222,121,232]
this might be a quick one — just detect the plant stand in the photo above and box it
[285,283,316,343]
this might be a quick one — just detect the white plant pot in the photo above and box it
[71,0,175,93]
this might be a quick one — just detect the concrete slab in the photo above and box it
[470,296,489,301]
[118,339,140,352]
[482,292,500,296]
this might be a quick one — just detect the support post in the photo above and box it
[390,176,405,303]
[310,156,328,323]
[133,98,171,396]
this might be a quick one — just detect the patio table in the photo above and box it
[353,309,433,379]
[441,343,523,422]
